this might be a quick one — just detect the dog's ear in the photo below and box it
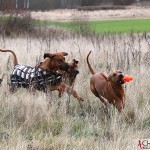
[44,53,55,59]
[108,72,116,81]
[61,52,68,56]
[73,59,79,64]
[39,60,50,71]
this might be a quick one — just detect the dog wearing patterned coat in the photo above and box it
[0,49,84,101]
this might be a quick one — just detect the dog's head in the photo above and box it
[68,59,79,85]
[60,59,79,86]
[108,70,125,85]
[39,52,69,72]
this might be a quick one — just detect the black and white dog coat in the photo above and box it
[10,64,62,91]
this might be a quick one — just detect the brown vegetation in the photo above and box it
[0,27,150,149]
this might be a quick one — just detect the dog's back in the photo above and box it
[90,72,108,90]
[10,64,62,90]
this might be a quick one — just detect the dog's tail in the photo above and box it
[0,49,18,66]
[86,51,95,75]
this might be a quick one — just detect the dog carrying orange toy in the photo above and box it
[122,75,133,82]
[86,51,133,123]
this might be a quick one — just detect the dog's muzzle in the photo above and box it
[71,69,79,79]
[117,74,125,84]
[74,69,79,76]
[59,63,70,71]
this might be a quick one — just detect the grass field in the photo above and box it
[1,16,150,33]
[37,19,150,33]
[0,10,150,149]
[89,19,150,33]
[0,30,150,149]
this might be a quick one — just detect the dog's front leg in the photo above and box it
[98,95,110,119]
[48,86,63,98]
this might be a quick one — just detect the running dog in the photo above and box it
[0,49,83,101]
[87,51,131,122]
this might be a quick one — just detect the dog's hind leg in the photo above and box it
[90,83,109,117]
[9,82,18,93]
[90,82,108,106]
[98,95,110,119]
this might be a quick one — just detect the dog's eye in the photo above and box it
[59,59,63,62]
[113,74,116,76]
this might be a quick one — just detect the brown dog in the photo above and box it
[87,51,130,122]
[0,49,83,101]
[55,59,83,100]
[62,59,79,86]
[0,49,69,73]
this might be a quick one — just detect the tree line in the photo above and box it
[0,0,146,11]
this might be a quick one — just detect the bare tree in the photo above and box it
[23,0,30,9]
[60,0,74,7]
[27,0,30,9]
[16,0,18,9]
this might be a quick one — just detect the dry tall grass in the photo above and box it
[30,7,150,21]
[0,31,150,150]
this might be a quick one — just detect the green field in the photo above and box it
[39,19,150,34]
[89,19,150,33]
[1,16,150,33]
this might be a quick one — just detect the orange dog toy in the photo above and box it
[122,76,133,82]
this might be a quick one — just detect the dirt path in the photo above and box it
[31,6,150,21]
